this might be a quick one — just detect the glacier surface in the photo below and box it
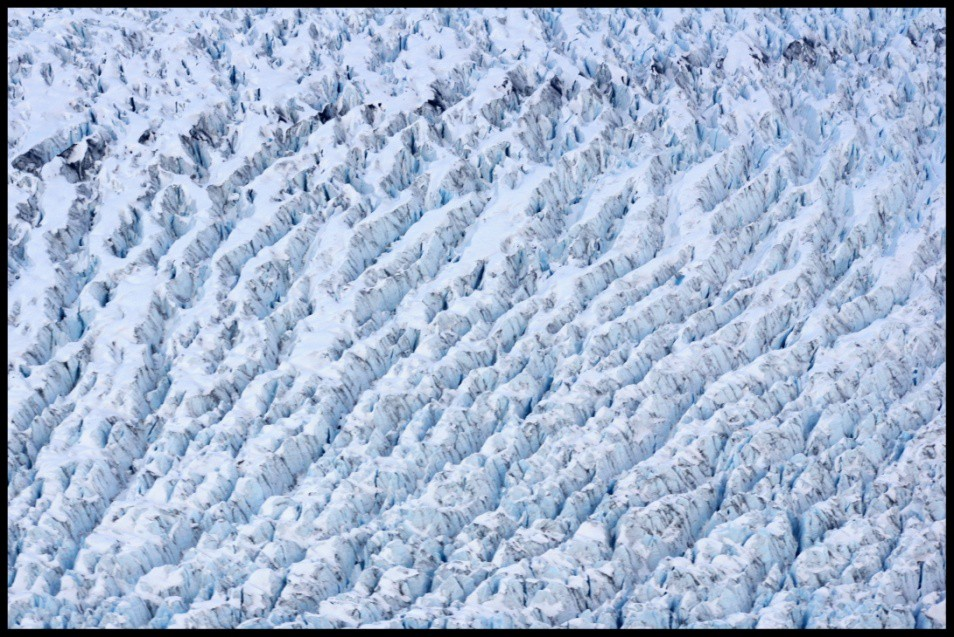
[6,7,946,629]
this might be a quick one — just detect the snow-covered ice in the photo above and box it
[7,7,946,629]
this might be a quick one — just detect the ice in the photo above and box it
[7,7,946,629]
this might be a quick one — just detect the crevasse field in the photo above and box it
[7,8,946,629]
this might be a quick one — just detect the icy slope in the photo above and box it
[7,7,946,629]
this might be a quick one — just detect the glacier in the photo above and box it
[6,7,946,629]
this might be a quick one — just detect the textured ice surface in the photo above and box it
[7,7,946,629]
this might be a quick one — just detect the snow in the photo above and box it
[7,7,946,630]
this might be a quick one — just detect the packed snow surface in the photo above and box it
[7,7,946,629]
